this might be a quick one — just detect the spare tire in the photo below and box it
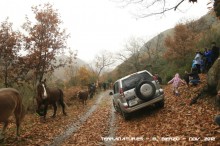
[135,80,156,101]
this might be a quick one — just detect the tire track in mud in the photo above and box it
[49,92,104,146]
[103,104,117,146]
[49,90,116,146]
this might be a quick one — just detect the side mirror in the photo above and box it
[109,92,113,95]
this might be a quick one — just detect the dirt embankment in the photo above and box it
[114,74,220,146]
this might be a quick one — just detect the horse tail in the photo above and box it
[58,89,64,106]
[12,89,26,136]
[14,90,25,119]
[58,89,67,115]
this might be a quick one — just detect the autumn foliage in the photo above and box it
[22,3,71,83]
[0,19,22,87]
[164,24,197,66]
[0,3,73,89]
[214,0,220,18]
[77,66,93,86]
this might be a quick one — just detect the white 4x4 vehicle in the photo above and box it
[110,70,164,120]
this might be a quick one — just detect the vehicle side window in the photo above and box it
[113,82,119,94]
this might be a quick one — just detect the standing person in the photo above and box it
[153,73,162,84]
[153,74,157,80]
[191,59,197,72]
[203,47,208,66]
[168,73,185,96]
[183,71,190,87]
[194,50,203,73]
[211,42,220,65]
[203,47,212,72]
[102,82,106,91]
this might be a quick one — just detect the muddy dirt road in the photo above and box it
[51,91,115,146]
[1,79,220,146]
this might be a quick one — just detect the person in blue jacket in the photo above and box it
[203,47,212,72]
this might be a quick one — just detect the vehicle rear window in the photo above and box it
[122,72,153,91]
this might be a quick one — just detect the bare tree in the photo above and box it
[186,17,213,33]
[113,0,209,18]
[117,37,144,72]
[144,41,152,61]
[140,33,165,72]
[94,50,115,80]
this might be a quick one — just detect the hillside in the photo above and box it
[140,28,174,54]
[53,56,89,81]
[108,12,220,82]
[141,12,219,54]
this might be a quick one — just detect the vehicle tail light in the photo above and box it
[159,89,164,94]
[153,76,159,82]
[119,88,125,97]
[122,103,128,108]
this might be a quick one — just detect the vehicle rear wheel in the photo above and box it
[113,100,120,112]
[155,100,164,108]
[119,105,130,120]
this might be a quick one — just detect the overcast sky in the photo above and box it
[0,0,211,63]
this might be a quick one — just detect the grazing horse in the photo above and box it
[0,88,25,141]
[77,90,89,105]
[36,79,67,120]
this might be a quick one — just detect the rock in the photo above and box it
[207,58,220,93]
[214,115,220,126]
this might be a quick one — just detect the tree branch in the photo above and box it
[174,0,185,11]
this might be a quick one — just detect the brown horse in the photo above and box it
[36,79,67,120]
[0,88,25,141]
[77,90,89,105]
